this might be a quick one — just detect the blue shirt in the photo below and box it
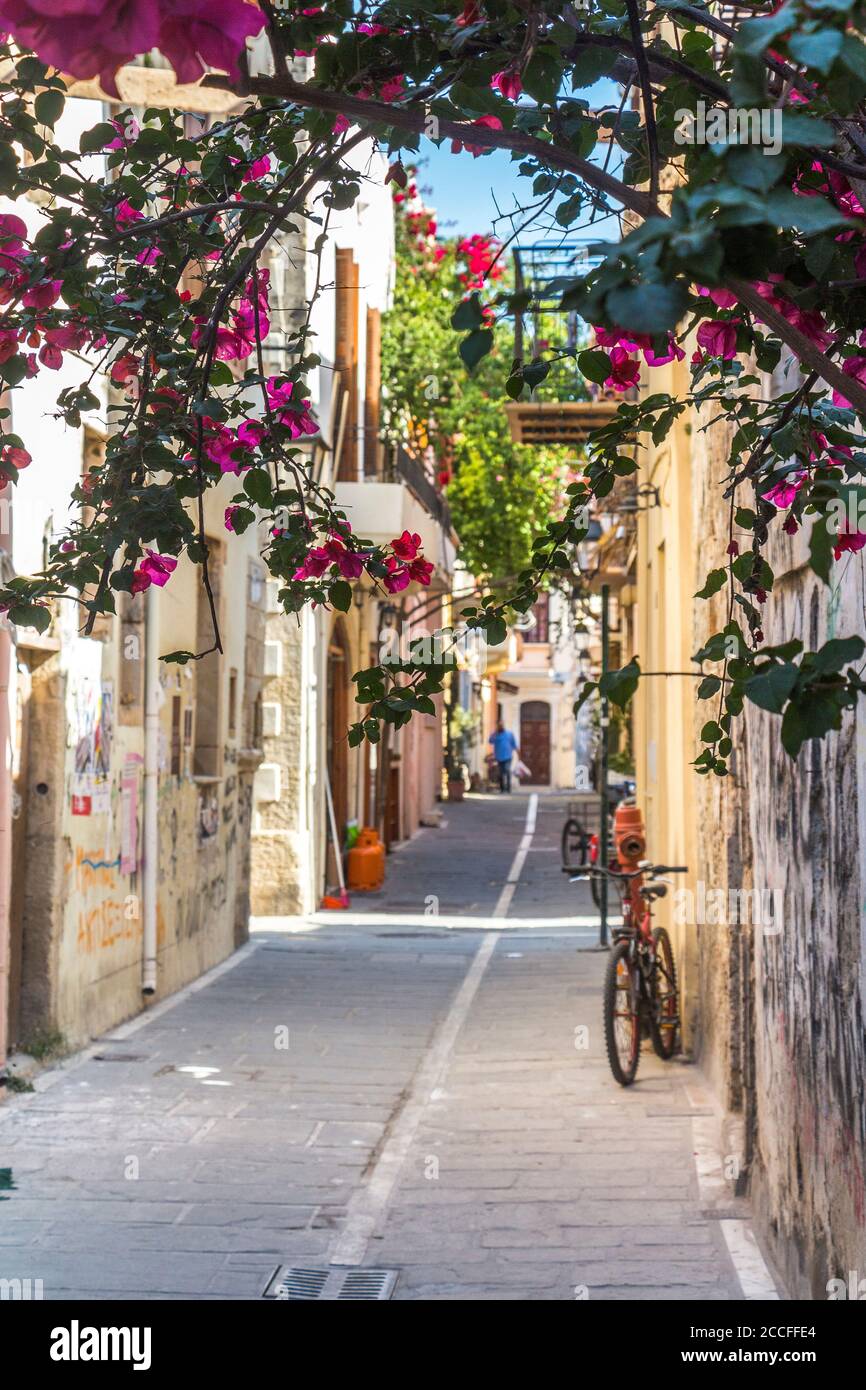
[489,730,518,762]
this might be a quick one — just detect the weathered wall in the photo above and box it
[15,494,264,1053]
[687,381,866,1294]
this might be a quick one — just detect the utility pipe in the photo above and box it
[142,583,159,996]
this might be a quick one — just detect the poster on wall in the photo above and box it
[120,753,141,875]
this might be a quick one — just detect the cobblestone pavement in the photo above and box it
[0,792,778,1301]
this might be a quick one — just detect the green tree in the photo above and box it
[382,180,570,582]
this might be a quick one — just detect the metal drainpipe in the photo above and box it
[142,583,159,996]
[0,484,11,1072]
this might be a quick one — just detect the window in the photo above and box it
[527,593,549,644]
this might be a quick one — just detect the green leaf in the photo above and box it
[737,8,797,58]
[810,635,865,673]
[329,580,352,613]
[743,662,799,713]
[484,614,507,646]
[79,121,117,154]
[162,650,196,665]
[459,328,494,372]
[577,348,611,385]
[809,518,833,583]
[34,89,65,127]
[697,676,722,699]
[701,721,723,742]
[764,189,847,232]
[695,568,727,599]
[599,657,641,711]
[243,469,272,508]
[788,29,843,74]
[451,294,484,331]
[8,603,51,634]
[606,282,688,334]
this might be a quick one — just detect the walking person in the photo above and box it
[488,720,520,793]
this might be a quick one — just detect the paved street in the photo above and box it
[0,792,779,1300]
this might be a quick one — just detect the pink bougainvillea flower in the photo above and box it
[383,556,411,593]
[761,471,807,509]
[236,418,267,450]
[224,505,240,532]
[136,244,162,266]
[451,115,503,157]
[45,322,88,352]
[379,75,405,103]
[242,153,271,183]
[335,549,364,580]
[0,443,31,470]
[333,114,350,135]
[491,70,522,101]
[604,345,641,392]
[833,356,866,408]
[110,352,141,386]
[594,325,649,353]
[22,277,62,310]
[408,556,434,585]
[643,336,686,367]
[391,530,422,561]
[131,548,178,594]
[38,341,63,370]
[266,376,318,438]
[114,199,144,229]
[105,114,140,148]
[783,514,799,536]
[696,318,740,360]
[833,529,866,561]
[0,328,20,363]
[0,1,265,96]
[0,212,27,271]
[696,285,738,310]
[293,546,332,581]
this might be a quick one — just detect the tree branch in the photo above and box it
[202,72,866,418]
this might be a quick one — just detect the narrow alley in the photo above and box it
[0,793,777,1302]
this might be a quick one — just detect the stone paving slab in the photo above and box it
[0,792,761,1301]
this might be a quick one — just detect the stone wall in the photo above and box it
[689,394,866,1293]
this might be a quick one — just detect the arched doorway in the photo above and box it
[520,700,551,786]
[326,620,351,864]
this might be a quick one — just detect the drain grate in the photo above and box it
[264,1266,397,1301]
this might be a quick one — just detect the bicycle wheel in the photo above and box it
[561,817,587,870]
[649,926,679,1060]
[603,940,640,1086]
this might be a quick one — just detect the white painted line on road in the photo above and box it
[493,793,538,918]
[691,1115,780,1299]
[327,795,538,1267]
[720,1220,780,1300]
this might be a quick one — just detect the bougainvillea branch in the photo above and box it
[1,0,866,765]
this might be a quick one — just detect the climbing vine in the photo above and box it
[0,1,866,764]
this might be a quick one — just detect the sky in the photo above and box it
[417,79,623,241]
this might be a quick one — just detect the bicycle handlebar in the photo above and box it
[568,862,689,882]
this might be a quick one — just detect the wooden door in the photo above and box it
[520,701,551,785]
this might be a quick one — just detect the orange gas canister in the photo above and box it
[347,827,385,891]
[614,803,646,869]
